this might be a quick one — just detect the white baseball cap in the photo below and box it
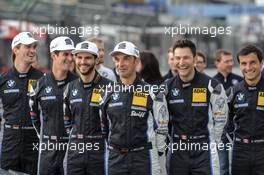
[110,41,139,58]
[72,41,98,58]
[11,32,38,49]
[49,36,75,53]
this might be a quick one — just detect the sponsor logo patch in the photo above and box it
[28,79,36,94]
[91,88,101,103]
[258,92,264,106]
[192,88,207,103]
[6,80,16,88]
[132,92,148,107]
[130,110,145,118]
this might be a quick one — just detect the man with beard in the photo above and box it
[29,36,77,175]
[166,39,228,175]
[88,37,116,82]
[0,32,43,174]
[63,41,111,175]
[99,41,169,175]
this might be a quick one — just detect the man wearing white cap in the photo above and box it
[63,41,111,175]
[29,36,77,175]
[99,41,169,175]
[0,32,43,174]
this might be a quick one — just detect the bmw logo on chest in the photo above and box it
[236,92,245,103]
[45,86,53,94]
[72,89,78,97]
[6,80,16,88]
[171,88,180,97]
[112,93,120,101]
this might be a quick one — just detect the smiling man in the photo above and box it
[229,44,264,175]
[165,39,228,175]
[0,32,43,174]
[29,36,77,175]
[99,41,169,175]
[63,41,111,175]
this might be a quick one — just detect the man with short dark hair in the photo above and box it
[63,41,111,175]
[166,39,228,175]
[195,51,207,73]
[100,41,169,175]
[29,36,77,175]
[229,44,264,175]
[0,32,43,174]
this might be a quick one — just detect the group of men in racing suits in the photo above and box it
[0,31,263,175]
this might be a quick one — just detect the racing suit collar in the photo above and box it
[78,71,101,89]
[244,75,264,91]
[50,71,72,86]
[177,68,199,88]
[115,75,142,92]
[11,66,33,78]
[119,74,141,86]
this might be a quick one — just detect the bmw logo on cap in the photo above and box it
[65,38,72,45]
[118,43,126,49]
[81,43,89,49]
[27,33,33,38]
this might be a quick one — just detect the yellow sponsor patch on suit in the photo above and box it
[257,92,264,106]
[91,88,101,103]
[132,92,148,107]
[28,79,37,93]
[192,88,207,103]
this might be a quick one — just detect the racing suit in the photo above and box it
[0,66,43,175]
[213,72,243,175]
[99,76,169,175]
[213,72,243,91]
[228,76,264,175]
[163,70,174,82]
[29,72,77,175]
[63,72,111,175]
[166,70,228,175]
